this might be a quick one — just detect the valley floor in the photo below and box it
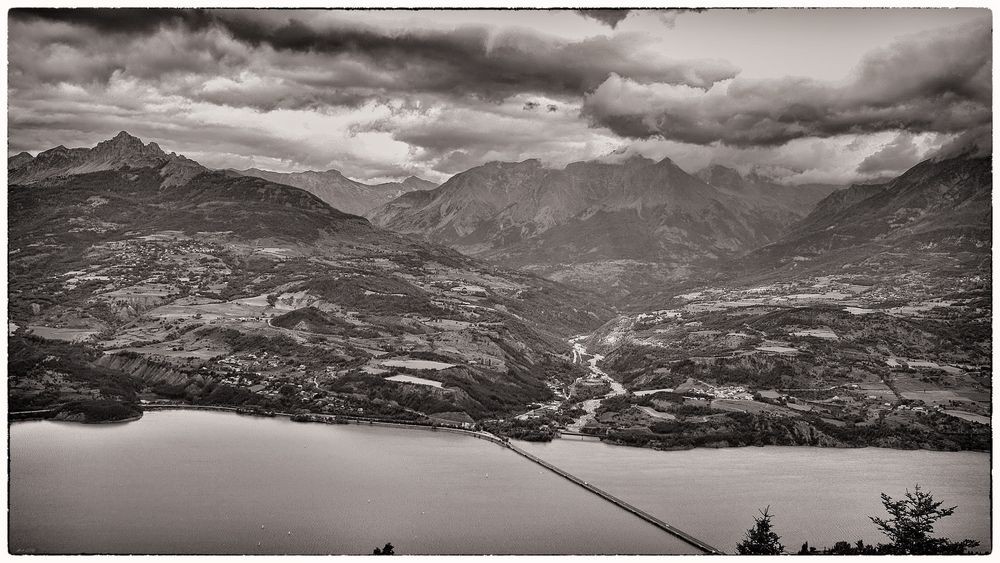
[8,229,990,452]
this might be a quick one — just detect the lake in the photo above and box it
[518,439,991,553]
[8,410,695,555]
[9,410,990,554]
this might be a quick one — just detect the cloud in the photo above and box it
[7,9,991,187]
[378,95,620,175]
[8,17,251,90]
[576,9,630,29]
[10,8,215,35]
[582,19,991,147]
[931,124,992,161]
[856,132,924,174]
[609,131,954,186]
[11,8,738,103]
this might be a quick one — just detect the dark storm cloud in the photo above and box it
[583,19,991,147]
[575,9,702,29]
[576,9,631,29]
[209,13,739,96]
[10,8,738,102]
[10,8,216,35]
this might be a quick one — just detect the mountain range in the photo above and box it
[7,130,438,218]
[7,129,991,450]
[370,155,839,294]
[8,131,988,302]
[234,167,437,216]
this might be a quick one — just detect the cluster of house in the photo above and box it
[216,352,284,373]
[681,381,754,401]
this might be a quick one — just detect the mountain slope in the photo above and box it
[235,168,437,216]
[8,151,34,169]
[9,133,609,423]
[371,156,842,295]
[747,152,991,277]
[794,181,887,232]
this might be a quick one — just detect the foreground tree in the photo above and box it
[870,484,980,554]
[737,506,784,555]
[372,542,395,555]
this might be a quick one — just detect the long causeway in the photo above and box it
[504,442,725,554]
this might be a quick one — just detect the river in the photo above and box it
[9,410,989,555]
[566,336,627,432]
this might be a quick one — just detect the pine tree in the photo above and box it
[736,506,784,555]
[870,484,980,554]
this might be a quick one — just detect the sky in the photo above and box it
[6,7,992,185]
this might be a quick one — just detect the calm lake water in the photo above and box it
[10,410,990,555]
[9,410,695,555]
[519,439,991,553]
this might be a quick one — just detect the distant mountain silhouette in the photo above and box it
[234,168,438,216]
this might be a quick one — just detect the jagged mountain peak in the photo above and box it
[370,150,826,295]
[110,130,141,143]
[94,131,165,157]
[8,133,204,187]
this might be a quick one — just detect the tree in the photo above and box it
[736,506,784,555]
[870,484,980,554]
[266,293,278,308]
[372,542,395,555]
[823,540,877,555]
[797,542,817,555]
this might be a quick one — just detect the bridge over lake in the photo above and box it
[504,441,724,554]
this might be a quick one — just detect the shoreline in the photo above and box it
[9,404,991,454]
[9,409,144,425]
[140,404,510,446]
